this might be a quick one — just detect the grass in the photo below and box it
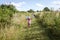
[0,11,60,40]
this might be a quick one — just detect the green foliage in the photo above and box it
[43,7,50,11]
[27,9,35,13]
[37,10,40,12]
[0,4,17,28]
[36,12,60,40]
[0,4,60,40]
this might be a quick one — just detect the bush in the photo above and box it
[0,4,17,29]
[36,11,60,40]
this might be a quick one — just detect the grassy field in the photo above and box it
[0,11,60,40]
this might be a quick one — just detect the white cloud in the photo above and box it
[48,1,60,10]
[36,3,44,7]
[52,1,60,5]
[11,2,26,11]
[11,2,26,7]
[35,3,45,11]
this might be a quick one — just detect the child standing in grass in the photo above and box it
[26,16,31,27]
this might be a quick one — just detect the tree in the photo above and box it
[0,4,17,29]
[43,7,50,11]
[27,9,35,13]
[37,10,40,12]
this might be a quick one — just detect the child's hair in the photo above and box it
[26,16,31,20]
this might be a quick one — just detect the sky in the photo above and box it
[0,0,60,11]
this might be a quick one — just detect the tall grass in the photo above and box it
[0,11,60,40]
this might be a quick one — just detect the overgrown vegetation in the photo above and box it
[36,12,60,40]
[0,4,17,29]
[0,4,60,40]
